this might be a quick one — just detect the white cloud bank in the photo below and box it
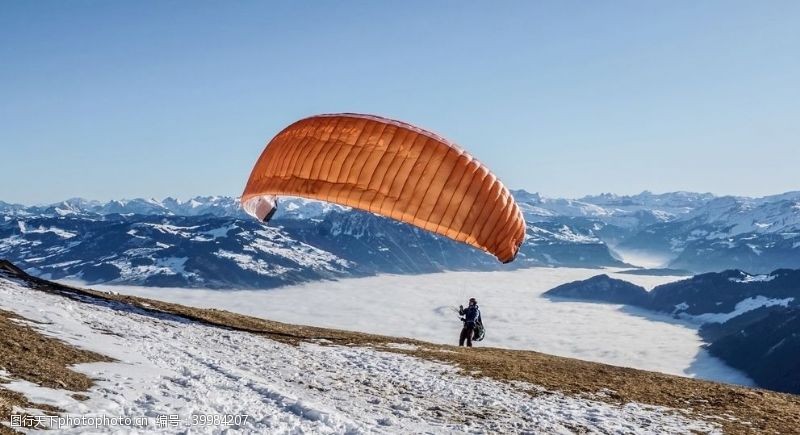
[86,267,753,387]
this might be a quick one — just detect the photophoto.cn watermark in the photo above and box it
[9,413,250,429]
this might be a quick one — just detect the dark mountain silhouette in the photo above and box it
[544,269,800,394]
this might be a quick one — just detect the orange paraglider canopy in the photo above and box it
[242,113,525,263]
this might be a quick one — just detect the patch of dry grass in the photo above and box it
[0,308,112,433]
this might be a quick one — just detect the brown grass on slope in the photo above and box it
[0,308,112,434]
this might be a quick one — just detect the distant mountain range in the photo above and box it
[544,269,800,394]
[515,190,800,272]
[1,190,798,288]
[0,194,625,288]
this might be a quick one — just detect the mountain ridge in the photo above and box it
[543,269,800,394]
[2,189,798,287]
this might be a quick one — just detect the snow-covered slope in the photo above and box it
[1,215,354,288]
[0,267,757,434]
[26,266,797,434]
[93,268,753,386]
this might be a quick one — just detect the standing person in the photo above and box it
[458,298,482,347]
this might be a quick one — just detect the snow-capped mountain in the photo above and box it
[1,190,798,287]
[579,191,716,214]
[514,190,676,230]
[516,190,717,228]
[517,189,799,273]
[618,192,800,273]
[0,197,625,288]
[0,196,344,220]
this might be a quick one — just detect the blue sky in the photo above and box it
[2,1,798,204]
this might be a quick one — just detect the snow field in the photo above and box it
[0,277,721,434]
[92,267,754,386]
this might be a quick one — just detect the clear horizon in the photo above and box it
[5,187,800,207]
[2,1,798,204]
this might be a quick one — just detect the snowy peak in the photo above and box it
[7,190,797,229]
[4,196,348,220]
[684,192,800,235]
[512,190,722,229]
[96,198,170,216]
[1,207,625,288]
[2,189,798,280]
[580,191,716,210]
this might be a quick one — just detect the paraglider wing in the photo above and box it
[241,113,525,263]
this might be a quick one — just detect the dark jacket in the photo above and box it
[460,305,481,326]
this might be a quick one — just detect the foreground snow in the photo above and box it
[0,276,721,434]
[90,267,753,386]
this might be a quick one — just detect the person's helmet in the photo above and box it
[469,297,477,305]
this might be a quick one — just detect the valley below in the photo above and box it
[81,267,754,387]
